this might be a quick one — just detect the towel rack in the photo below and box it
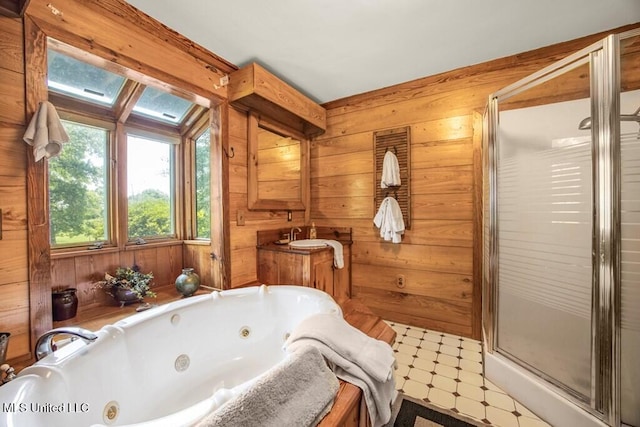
[373,126,411,229]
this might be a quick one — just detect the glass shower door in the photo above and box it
[494,60,594,400]
[620,34,640,427]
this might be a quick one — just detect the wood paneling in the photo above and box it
[311,24,640,338]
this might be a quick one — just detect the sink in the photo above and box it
[288,239,328,249]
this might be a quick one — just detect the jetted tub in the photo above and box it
[0,285,342,427]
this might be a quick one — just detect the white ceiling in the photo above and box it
[126,0,640,104]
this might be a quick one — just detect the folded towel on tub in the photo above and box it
[195,345,339,427]
[285,313,397,427]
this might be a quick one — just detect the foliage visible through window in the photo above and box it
[49,121,108,246]
[195,129,211,238]
[127,134,175,239]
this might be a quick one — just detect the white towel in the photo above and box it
[23,101,69,162]
[285,313,397,427]
[373,197,405,244]
[196,346,339,427]
[320,239,344,269]
[381,151,401,188]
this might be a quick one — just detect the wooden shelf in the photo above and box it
[52,285,207,332]
[228,63,326,137]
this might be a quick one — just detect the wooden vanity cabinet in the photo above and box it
[257,245,351,301]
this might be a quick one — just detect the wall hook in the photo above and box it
[223,146,235,159]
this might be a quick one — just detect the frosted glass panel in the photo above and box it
[497,96,593,398]
[620,89,640,425]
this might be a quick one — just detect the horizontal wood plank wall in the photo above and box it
[314,23,640,339]
[0,15,30,362]
[228,107,306,287]
[50,245,183,316]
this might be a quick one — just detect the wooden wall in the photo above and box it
[228,106,307,287]
[312,23,640,339]
[0,14,29,362]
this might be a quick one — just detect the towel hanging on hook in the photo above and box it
[381,149,401,188]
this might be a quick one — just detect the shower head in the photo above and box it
[578,106,640,130]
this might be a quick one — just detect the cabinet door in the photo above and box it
[257,249,279,284]
[312,251,334,294]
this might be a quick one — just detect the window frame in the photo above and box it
[191,124,212,241]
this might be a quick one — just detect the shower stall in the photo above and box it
[483,29,639,427]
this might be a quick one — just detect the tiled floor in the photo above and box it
[387,321,551,427]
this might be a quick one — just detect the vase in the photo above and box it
[175,268,200,297]
[52,288,78,321]
[113,287,142,306]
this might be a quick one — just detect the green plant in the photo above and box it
[98,266,157,299]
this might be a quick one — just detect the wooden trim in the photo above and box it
[24,16,52,356]
[114,80,144,123]
[115,122,128,249]
[211,103,230,289]
[471,111,484,340]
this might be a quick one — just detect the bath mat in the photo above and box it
[388,394,484,427]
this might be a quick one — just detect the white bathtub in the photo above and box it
[0,285,342,427]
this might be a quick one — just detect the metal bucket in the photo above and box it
[0,332,10,365]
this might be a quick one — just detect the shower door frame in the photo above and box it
[483,29,640,427]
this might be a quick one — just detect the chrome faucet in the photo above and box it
[290,227,302,241]
[35,327,98,361]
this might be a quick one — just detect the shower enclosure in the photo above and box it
[483,29,639,427]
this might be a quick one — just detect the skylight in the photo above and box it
[47,49,125,106]
[132,86,193,124]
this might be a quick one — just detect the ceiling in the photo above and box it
[126,0,640,104]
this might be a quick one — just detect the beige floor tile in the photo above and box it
[394,373,406,390]
[459,359,483,374]
[400,335,422,347]
[396,363,410,377]
[416,348,438,362]
[405,328,424,339]
[442,336,462,347]
[485,406,520,427]
[391,324,409,334]
[460,348,482,362]
[423,332,443,343]
[408,367,433,384]
[431,374,458,393]
[397,343,418,356]
[428,387,456,409]
[458,370,484,387]
[460,339,482,351]
[456,382,485,401]
[434,363,459,379]
[484,378,506,392]
[412,357,435,372]
[437,353,460,368]
[395,352,414,366]
[403,379,430,399]
[420,340,440,351]
[485,390,516,412]
[439,344,461,357]
[455,396,487,421]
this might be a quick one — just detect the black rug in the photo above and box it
[390,395,484,427]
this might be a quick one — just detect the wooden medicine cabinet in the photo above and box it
[247,112,309,211]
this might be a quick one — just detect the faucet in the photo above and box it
[290,227,302,241]
[35,327,98,361]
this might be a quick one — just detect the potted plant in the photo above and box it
[98,266,157,306]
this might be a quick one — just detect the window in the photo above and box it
[46,46,209,250]
[127,133,175,240]
[47,49,125,106]
[194,129,211,239]
[49,120,109,247]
